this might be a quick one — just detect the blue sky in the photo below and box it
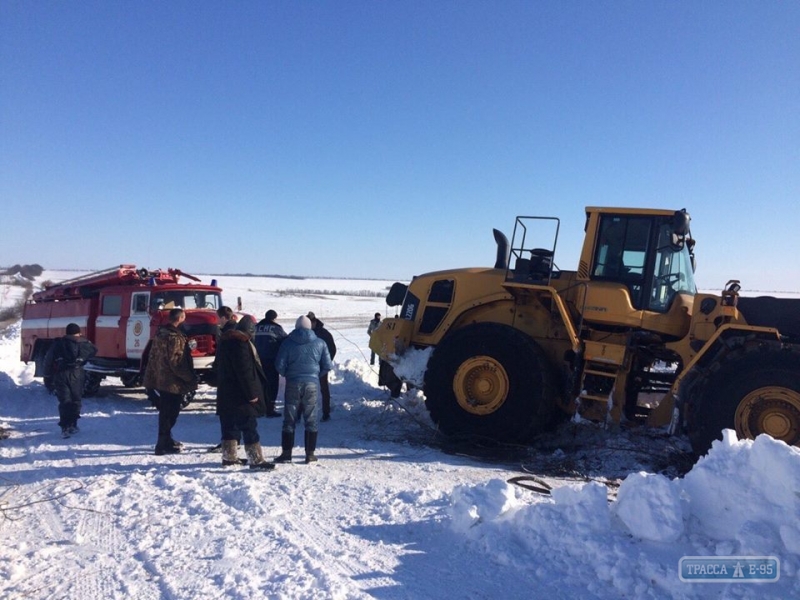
[1,1,798,290]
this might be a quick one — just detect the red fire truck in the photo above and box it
[21,265,224,396]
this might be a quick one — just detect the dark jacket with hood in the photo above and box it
[44,335,97,378]
[43,335,98,398]
[215,318,267,418]
[311,318,337,360]
[275,328,333,384]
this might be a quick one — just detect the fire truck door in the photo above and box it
[126,292,151,359]
[96,293,125,358]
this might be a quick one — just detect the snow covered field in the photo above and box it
[1,271,799,599]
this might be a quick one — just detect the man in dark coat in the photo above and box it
[43,323,97,437]
[367,312,381,365]
[274,315,333,463]
[254,309,287,417]
[142,308,197,455]
[306,311,336,421]
[215,315,274,470]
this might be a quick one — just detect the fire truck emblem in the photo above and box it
[133,321,144,336]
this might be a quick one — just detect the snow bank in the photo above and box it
[682,430,800,555]
[447,430,800,598]
[390,346,432,388]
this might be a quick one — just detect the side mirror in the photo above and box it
[672,210,691,235]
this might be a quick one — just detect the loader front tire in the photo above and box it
[424,323,556,444]
[687,341,800,456]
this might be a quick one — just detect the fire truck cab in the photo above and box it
[21,265,224,395]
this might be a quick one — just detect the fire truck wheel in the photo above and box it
[423,323,557,444]
[687,341,800,456]
[83,373,103,397]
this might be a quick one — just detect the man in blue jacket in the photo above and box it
[273,315,333,463]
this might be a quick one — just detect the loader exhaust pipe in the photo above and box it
[493,229,509,270]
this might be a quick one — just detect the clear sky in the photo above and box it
[1,1,798,291]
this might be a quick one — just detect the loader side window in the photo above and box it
[418,279,454,334]
[419,306,448,334]
[592,216,652,308]
[428,280,454,303]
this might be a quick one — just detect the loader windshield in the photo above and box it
[649,223,696,311]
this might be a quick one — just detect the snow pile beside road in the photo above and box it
[447,430,800,598]
[682,430,800,555]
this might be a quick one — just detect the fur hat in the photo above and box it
[296,315,312,330]
[66,323,81,335]
[265,309,278,321]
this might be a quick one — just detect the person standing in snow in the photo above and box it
[306,311,336,421]
[43,323,97,438]
[274,315,333,463]
[214,315,274,470]
[142,308,197,455]
[254,309,286,418]
[216,305,238,334]
[367,312,381,366]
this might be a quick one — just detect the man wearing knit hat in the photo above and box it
[273,315,333,463]
[43,323,98,438]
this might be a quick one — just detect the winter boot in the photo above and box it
[155,435,181,456]
[221,440,247,466]
[304,430,318,464]
[245,442,275,471]
[274,431,294,463]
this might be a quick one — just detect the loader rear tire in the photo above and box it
[687,341,800,456]
[424,323,557,444]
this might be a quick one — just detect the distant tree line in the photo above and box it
[277,288,387,298]
[0,263,44,324]
[3,264,43,279]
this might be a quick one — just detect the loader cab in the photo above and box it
[578,208,697,337]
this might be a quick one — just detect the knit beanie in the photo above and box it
[296,315,312,330]
[66,323,81,335]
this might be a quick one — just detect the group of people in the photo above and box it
[143,306,336,469]
[47,307,383,469]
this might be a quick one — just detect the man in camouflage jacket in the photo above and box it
[143,308,197,455]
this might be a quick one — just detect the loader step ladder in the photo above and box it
[578,340,627,423]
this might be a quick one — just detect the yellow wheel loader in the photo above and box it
[369,207,800,455]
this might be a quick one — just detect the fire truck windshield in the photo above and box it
[151,291,222,311]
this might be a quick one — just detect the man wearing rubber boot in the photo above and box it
[215,315,275,470]
[274,315,333,464]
